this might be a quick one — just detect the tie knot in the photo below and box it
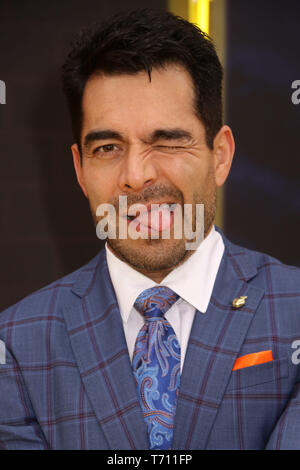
[134,286,179,320]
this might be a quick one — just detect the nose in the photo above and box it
[118,146,158,192]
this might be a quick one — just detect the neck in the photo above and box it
[107,224,214,283]
[135,248,196,283]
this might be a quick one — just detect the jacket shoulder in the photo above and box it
[0,251,103,331]
[224,235,300,290]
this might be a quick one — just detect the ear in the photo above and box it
[71,143,88,198]
[212,125,235,187]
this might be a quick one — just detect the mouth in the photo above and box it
[125,201,177,218]
[124,201,180,233]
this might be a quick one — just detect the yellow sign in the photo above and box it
[188,0,211,34]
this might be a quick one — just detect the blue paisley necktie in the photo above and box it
[132,286,181,450]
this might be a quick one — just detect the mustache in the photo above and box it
[110,184,184,208]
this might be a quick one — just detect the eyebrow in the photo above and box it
[83,127,193,149]
[146,128,193,144]
[84,130,125,148]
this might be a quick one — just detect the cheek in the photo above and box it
[82,166,113,205]
[163,155,208,193]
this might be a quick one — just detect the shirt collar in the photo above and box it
[105,225,224,323]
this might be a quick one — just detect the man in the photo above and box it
[0,8,299,450]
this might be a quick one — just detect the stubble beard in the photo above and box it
[91,173,217,273]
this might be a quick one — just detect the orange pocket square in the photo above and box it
[232,350,273,371]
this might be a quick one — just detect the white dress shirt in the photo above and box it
[105,225,224,372]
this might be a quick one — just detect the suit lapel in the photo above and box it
[61,229,264,450]
[172,233,264,450]
[62,250,148,450]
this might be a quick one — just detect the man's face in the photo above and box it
[72,64,233,276]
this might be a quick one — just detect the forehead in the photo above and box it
[81,64,199,136]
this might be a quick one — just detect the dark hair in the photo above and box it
[62,8,223,153]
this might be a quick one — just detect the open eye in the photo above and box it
[93,144,118,155]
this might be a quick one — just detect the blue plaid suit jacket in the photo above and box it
[0,228,300,450]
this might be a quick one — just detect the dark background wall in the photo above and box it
[0,0,299,311]
[225,0,300,266]
[0,0,166,310]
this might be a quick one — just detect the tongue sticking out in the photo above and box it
[134,206,174,232]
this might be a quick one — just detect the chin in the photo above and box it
[107,237,188,272]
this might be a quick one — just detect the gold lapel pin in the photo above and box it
[232,296,247,308]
